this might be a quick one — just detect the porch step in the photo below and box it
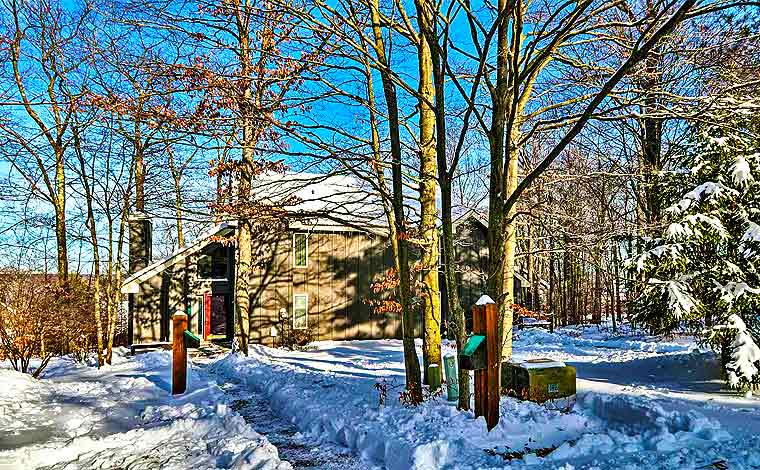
[190,342,229,362]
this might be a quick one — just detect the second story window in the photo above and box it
[198,245,229,279]
[293,233,308,268]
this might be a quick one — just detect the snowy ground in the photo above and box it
[209,325,760,469]
[2,325,759,469]
[0,350,291,470]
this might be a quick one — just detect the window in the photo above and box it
[198,245,229,279]
[293,294,308,329]
[293,233,308,268]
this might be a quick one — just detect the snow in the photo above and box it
[517,359,566,369]
[715,280,760,303]
[252,172,387,227]
[4,326,760,469]
[741,221,760,243]
[475,295,495,305]
[722,314,760,387]
[732,156,754,186]
[0,349,290,470]
[206,327,760,469]
[646,278,698,318]
[665,181,729,214]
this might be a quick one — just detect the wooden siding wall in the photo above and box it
[249,230,401,343]
[441,218,527,334]
[133,275,164,343]
[131,229,402,345]
[454,220,490,309]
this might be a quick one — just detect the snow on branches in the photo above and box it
[718,315,760,388]
[628,109,760,386]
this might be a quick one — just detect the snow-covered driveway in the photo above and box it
[514,326,760,437]
[211,371,378,470]
[0,350,290,470]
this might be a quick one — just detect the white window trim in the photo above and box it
[293,293,308,330]
[293,233,309,268]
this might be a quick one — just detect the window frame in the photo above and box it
[293,293,308,330]
[197,244,230,281]
[293,232,309,268]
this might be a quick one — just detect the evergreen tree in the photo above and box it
[628,97,760,387]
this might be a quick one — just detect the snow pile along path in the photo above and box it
[209,332,760,470]
[0,351,291,470]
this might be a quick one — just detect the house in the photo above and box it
[122,174,404,347]
[121,174,531,348]
[439,211,531,334]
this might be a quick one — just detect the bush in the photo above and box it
[0,270,97,377]
[280,324,315,350]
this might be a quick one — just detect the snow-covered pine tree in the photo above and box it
[722,314,760,388]
[628,97,760,387]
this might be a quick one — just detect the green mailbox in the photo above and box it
[459,334,487,370]
[184,330,201,349]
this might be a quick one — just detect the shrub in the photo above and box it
[0,270,97,377]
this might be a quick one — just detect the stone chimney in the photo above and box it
[128,213,153,273]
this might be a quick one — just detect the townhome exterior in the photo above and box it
[121,173,532,348]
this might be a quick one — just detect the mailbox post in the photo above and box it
[459,296,499,430]
[172,313,188,395]
[172,313,201,395]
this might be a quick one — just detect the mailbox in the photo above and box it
[184,330,201,349]
[459,334,487,370]
[502,358,576,403]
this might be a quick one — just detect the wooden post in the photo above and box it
[172,313,188,395]
[472,301,499,430]
[484,302,499,429]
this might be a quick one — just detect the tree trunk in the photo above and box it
[235,108,255,354]
[55,147,68,282]
[612,242,622,331]
[173,171,185,248]
[74,131,101,366]
[415,0,441,386]
[107,187,130,364]
[134,118,145,212]
[641,44,663,233]
[486,0,511,362]
[369,0,422,401]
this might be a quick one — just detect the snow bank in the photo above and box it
[207,330,755,469]
[210,346,597,469]
[515,325,691,356]
[0,352,291,470]
[556,392,732,460]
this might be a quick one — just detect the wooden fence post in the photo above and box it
[472,300,499,430]
[172,313,188,395]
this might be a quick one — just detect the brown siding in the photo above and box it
[132,226,400,346]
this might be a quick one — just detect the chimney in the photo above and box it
[129,213,153,273]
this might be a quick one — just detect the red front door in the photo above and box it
[203,293,229,340]
[203,293,212,339]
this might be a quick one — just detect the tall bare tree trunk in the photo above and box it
[369,0,422,401]
[231,2,257,355]
[415,0,441,386]
[235,107,255,355]
[171,166,185,248]
[73,126,102,366]
[54,148,68,282]
[486,0,510,362]
[134,112,145,213]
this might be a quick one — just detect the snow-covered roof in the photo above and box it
[121,173,389,293]
[451,209,489,230]
[253,172,387,230]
